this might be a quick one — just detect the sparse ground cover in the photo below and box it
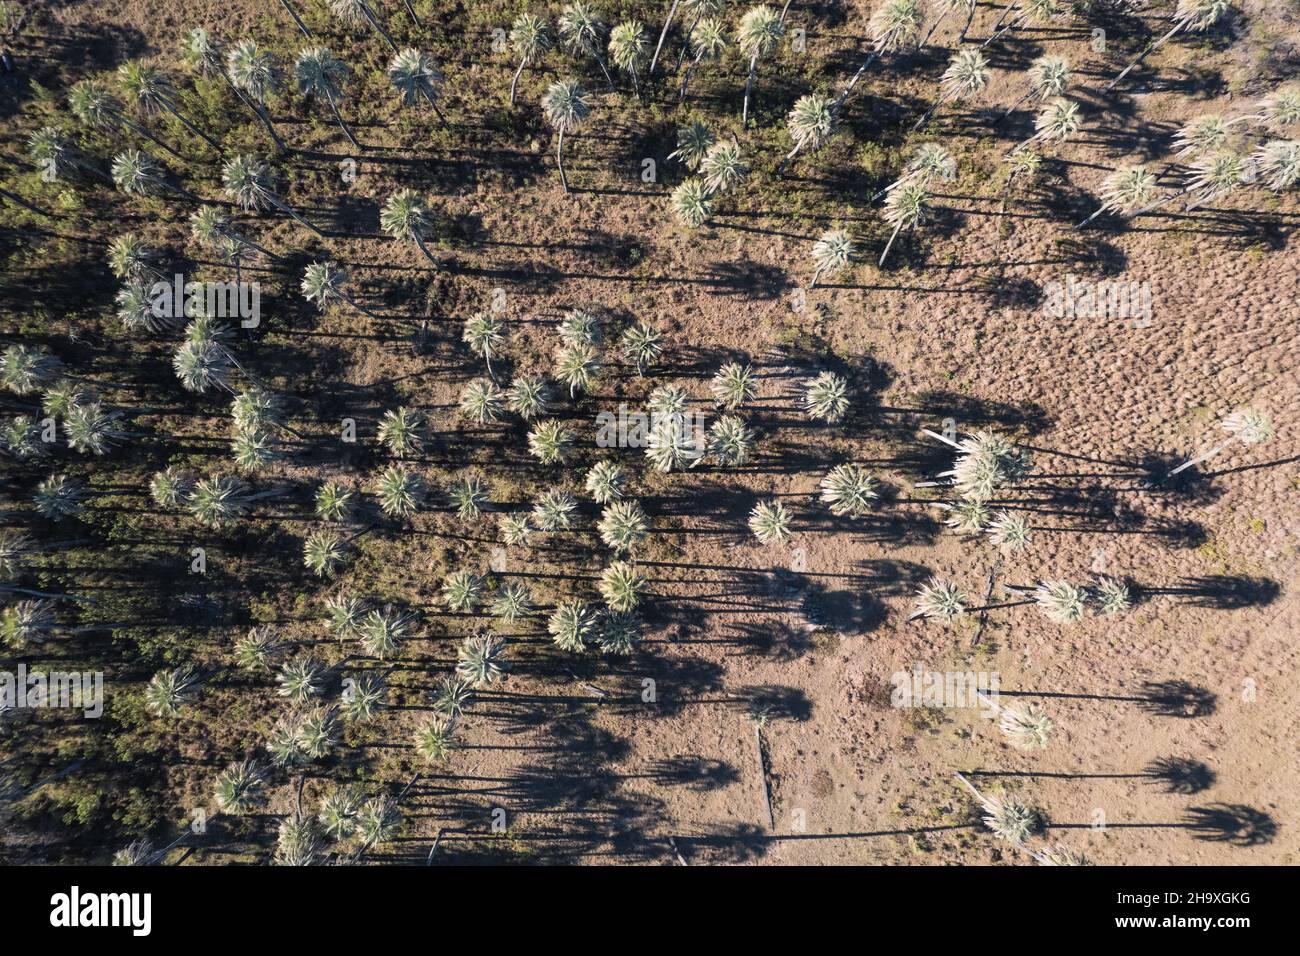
[0,0,1296,866]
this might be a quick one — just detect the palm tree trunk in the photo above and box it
[1105,24,1182,92]
[959,4,976,41]
[359,1,400,53]
[556,126,569,193]
[920,8,951,47]
[832,49,881,113]
[324,91,363,151]
[340,292,384,322]
[401,0,420,25]
[742,55,759,127]
[996,88,1034,124]
[879,222,905,266]
[648,0,682,78]
[1074,203,1109,230]
[219,72,287,151]
[510,59,527,107]
[412,233,440,266]
[116,112,189,163]
[810,265,824,288]
[754,724,774,830]
[158,95,224,155]
[221,224,284,262]
[265,193,326,238]
[1169,437,1235,477]
[278,0,313,39]
[421,86,448,127]
[678,50,703,100]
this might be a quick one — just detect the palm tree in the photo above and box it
[304,529,348,577]
[955,773,1040,845]
[506,375,551,419]
[778,92,835,174]
[460,379,506,424]
[748,499,791,544]
[1254,139,1300,192]
[700,138,747,193]
[144,666,201,718]
[548,599,598,651]
[598,611,642,655]
[26,125,107,184]
[1182,150,1249,210]
[342,672,386,722]
[223,39,287,150]
[448,474,489,520]
[621,322,664,374]
[553,341,599,396]
[1106,0,1232,92]
[671,178,714,227]
[388,48,447,126]
[1169,408,1273,476]
[1029,580,1086,623]
[1031,844,1092,866]
[1255,86,1300,131]
[646,413,703,472]
[442,571,485,612]
[736,5,785,127]
[600,561,646,613]
[295,47,362,150]
[1076,164,1158,229]
[222,154,324,237]
[558,1,614,87]
[996,702,1053,749]
[541,79,592,193]
[914,48,989,130]
[118,60,222,155]
[872,142,956,203]
[585,460,627,502]
[68,78,188,163]
[1011,97,1081,155]
[707,415,753,466]
[64,401,126,456]
[609,20,650,96]
[324,593,365,638]
[213,759,266,815]
[559,307,603,345]
[358,607,412,658]
[380,189,439,265]
[809,228,854,287]
[528,419,574,464]
[509,14,551,107]
[377,406,424,457]
[413,716,459,762]
[1091,576,1133,616]
[457,634,507,686]
[910,576,967,621]
[533,488,578,531]
[819,463,878,517]
[678,14,727,100]
[711,362,756,409]
[1,344,61,395]
[374,465,423,517]
[330,0,398,52]
[981,0,1059,50]
[833,0,923,113]
[986,511,1031,551]
[802,371,850,422]
[278,655,326,702]
[879,183,929,267]
[462,312,507,375]
[301,262,382,320]
[499,513,534,547]
[669,121,714,171]
[110,148,199,202]
[490,581,535,623]
[433,675,474,718]
[998,54,1070,123]
[599,499,648,552]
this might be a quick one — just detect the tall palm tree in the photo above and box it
[553,340,599,395]
[998,54,1070,123]
[118,60,222,155]
[621,322,664,374]
[671,178,713,227]
[585,460,627,503]
[879,182,929,266]
[748,499,791,544]
[463,312,508,375]
[558,1,614,87]
[1169,408,1273,476]
[711,362,756,409]
[699,137,747,193]
[648,0,684,78]
[295,47,362,150]
[388,48,447,126]
[678,14,727,100]
[541,79,592,193]
[871,141,956,203]
[222,154,324,236]
[1011,97,1080,155]
[833,0,923,113]
[778,92,835,174]
[914,48,989,130]
[1182,149,1249,210]
[461,380,506,424]
[668,121,714,170]
[68,78,187,163]
[1106,0,1232,92]
[1076,164,1158,229]
[109,148,199,202]
[330,0,398,52]
[226,40,287,150]
[819,463,878,517]
[609,20,650,96]
[920,0,976,47]
[380,189,439,264]
[548,600,598,651]
[981,0,1059,50]
[374,465,423,517]
[910,576,967,621]
[301,262,382,320]
[1254,139,1300,192]
[509,14,551,107]
[737,5,785,127]
[809,228,854,287]
[803,370,850,422]
[507,375,551,419]
[599,561,646,612]
[598,499,648,552]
